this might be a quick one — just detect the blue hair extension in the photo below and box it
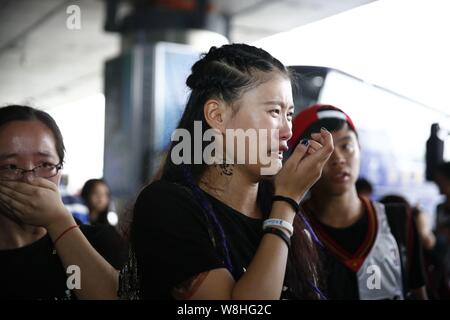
[297,211,324,248]
[297,211,326,299]
[308,280,328,300]
[181,165,234,275]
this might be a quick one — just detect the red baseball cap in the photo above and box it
[289,104,356,149]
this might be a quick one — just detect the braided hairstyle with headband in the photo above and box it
[132,44,324,299]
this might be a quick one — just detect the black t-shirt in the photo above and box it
[0,224,128,300]
[408,215,427,290]
[436,203,450,230]
[319,212,368,254]
[132,180,265,299]
[317,207,426,299]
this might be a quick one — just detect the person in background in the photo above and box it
[60,174,89,224]
[379,194,440,298]
[434,162,450,237]
[81,178,117,226]
[379,194,435,251]
[425,123,444,181]
[288,104,427,300]
[432,161,450,298]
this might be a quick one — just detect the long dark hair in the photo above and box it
[0,105,65,163]
[132,44,321,298]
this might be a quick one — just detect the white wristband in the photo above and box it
[263,219,294,237]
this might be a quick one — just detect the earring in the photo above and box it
[218,163,234,176]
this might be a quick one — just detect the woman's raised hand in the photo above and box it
[0,175,71,230]
[274,128,334,203]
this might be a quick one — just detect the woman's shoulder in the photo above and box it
[133,179,203,223]
[136,179,194,204]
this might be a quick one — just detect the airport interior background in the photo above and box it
[1,0,450,230]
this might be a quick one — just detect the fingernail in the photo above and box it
[321,127,328,132]
[300,139,309,146]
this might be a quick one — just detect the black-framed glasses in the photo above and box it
[0,163,63,180]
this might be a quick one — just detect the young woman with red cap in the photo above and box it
[289,104,428,300]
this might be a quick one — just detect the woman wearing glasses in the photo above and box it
[0,105,127,299]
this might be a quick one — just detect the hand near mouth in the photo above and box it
[274,128,334,204]
[0,177,70,231]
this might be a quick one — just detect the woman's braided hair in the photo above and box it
[158,44,323,298]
